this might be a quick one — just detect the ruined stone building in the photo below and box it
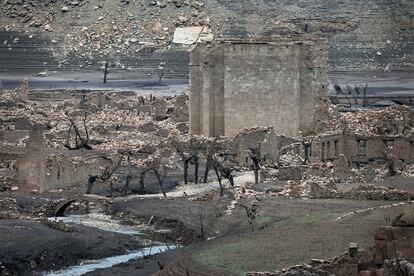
[189,39,330,138]
[13,128,113,193]
[310,133,414,165]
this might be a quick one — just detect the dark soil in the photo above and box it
[0,219,142,275]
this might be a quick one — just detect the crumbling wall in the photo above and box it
[232,127,297,167]
[170,95,189,123]
[16,127,46,192]
[43,152,111,192]
[311,133,414,165]
[359,212,414,274]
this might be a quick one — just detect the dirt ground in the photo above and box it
[0,219,142,275]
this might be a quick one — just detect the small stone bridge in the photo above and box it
[50,194,114,217]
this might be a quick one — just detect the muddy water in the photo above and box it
[44,214,177,276]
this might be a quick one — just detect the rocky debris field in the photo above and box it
[325,105,414,137]
[2,82,414,275]
[2,0,212,64]
[1,0,414,70]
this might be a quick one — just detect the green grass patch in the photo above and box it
[193,239,258,275]
[254,215,272,225]
[273,211,343,227]
[192,209,390,275]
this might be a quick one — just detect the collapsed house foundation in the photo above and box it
[189,39,330,137]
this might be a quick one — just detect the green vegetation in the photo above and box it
[192,206,405,275]
[253,215,272,225]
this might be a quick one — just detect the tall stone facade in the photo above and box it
[189,39,329,137]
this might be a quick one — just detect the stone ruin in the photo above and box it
[13,127,114,193]
[189,38,330,137]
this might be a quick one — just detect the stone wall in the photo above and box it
[190,39,329,138]
[232,127,297,167]
[15,128,112,193]
[42,152,110,192]
[312,133,414,164]
[16,127,46,192]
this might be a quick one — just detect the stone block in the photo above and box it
[189,39,329,138]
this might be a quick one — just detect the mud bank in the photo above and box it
[0,219,141,275]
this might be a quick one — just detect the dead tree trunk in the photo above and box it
[302,143,311,165]
[253,162,260,185]
[184,159,189,184]
[154,170,167,198]
[229,174,235,187]
[194,156,199,184]
[103,62,109,84]
[125,173,133,196]
[199,204,205,240]
[204,162,210,183]
[139,171,146,194]
[214,167,224,197]
[86,175,99,194]
[248,147,262,184]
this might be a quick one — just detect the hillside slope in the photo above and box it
[1,0,413,74]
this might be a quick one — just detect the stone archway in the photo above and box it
[53,195,113,217]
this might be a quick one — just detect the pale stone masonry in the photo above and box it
[189,39,330,137]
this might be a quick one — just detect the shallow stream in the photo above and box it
[43,213,177,276]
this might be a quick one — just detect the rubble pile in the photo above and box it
[0,90,189,151]
[0,175,16,192]
[0,197,20,219]
[278,144,304,166]
[2,0,211,61]
[342,185,414,201]
[277,177,338,199]
[0,87,49,128]
[247,265,331,276]
[328,105,414,136]
[3,0,61,23]
[402,163,414,177]
[246,251,356,276]
[41,218,76,232]
[274,179,414,201]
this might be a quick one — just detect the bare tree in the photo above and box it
[300,135,314,165]
[171,134,206,185]
[333,79,369,108]
[158,62,166,83]
[86,155,122,194]
[138,170,147,194]
[142,144,178,198]
[120,151,133,196]
[247,146,262,184]
[199,203,205,240]
[203,138,225,183]
[206,153,225,196]
[206,151,236,196]
[64,110,92,150]
[333,79,353,108]
[103,62,109,84]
